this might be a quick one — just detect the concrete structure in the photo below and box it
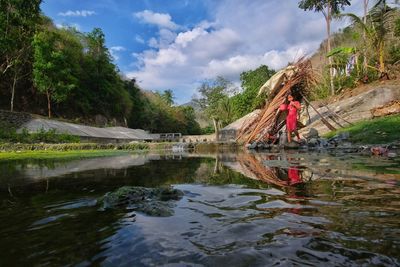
[219,110,261,141]
[17,118,156,143]
[180,134,215,143]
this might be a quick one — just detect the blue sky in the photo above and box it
[41,0,364,104]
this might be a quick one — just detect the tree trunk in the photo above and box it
[10,70,17,112]
[213,118,220,142]
[326,5,335,95]
[379,41,385,74]
[46,89,52,118]
[363,0,369,73]
[213,156,220,174]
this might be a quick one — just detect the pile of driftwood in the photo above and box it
[237,58,316,144]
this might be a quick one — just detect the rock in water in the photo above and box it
[100,186,184,216]
[304,128,319,140]
[308,138,319,147]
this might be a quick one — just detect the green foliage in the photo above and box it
[32,28,80,117]
[160,89,174,106]
[201,126,215,134]
[324,114,400,144]
[388,46,400,64]
[0,123,80,144]
[194,76,235,127]
[310,74,331,100]
[71,28,132,118]
[0,0,42,110]
[2,10,134,122]
[231,65,275,119]
[298,0,352,15]
[0,150,129,161]
[126,79,201,134]
[395,17,400,37]
[342,1,398,74]
[0,142,150,153]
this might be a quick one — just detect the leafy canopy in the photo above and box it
[298,0,352,17]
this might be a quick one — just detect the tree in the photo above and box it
[299,0,351,95]
[0,0,42,111]
[232,65,275,119]
[161,89,174,106]
[32,29,79,118]
[363,0,370,73]
[179,106,201,135]
[194,77,233,140]
[343,0,396,75]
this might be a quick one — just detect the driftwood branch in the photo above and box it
[300,93,336,131]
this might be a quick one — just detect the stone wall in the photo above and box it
[0,110,32,127]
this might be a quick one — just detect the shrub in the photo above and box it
[201,126,215,134]
[0,124,80,143]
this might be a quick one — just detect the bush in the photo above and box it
[388,46,400,64]
[201,126,215,134]
[0,123,80,143]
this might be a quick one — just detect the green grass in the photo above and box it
[0,150,130,161]
[0,142,150,152]
[324,115,400,144]
[0,122,80,143]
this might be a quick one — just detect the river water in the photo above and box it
[0,151,399,266]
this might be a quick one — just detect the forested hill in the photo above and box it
[0,1,201,134]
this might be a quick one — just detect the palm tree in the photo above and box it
[343,0,396,75]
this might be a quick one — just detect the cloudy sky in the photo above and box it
[41,0,364,104]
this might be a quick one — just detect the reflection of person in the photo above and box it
[288,167,302,185]
[284,94,301,143]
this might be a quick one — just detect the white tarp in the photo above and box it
[258,65,297,98]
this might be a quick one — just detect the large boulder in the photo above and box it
[100,186,184,216]
[300,85,400,136]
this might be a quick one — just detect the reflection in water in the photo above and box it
[220,152,310,189]
[0,152,399,266]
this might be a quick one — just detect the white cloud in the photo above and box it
[55,23,81,31]
[110,46,126,61]
[148,29,177,49]
[110,46,126,52]
[175,28,207,48]
[134,10,179,30]
[135,35,145,44]
[58,10,96,17]
[127,0,363,104]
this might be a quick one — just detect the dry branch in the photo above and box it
[237,58,316,144]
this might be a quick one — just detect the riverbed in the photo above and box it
[0,151,399,266]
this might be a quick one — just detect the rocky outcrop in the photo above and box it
[372,100,400,117]
[300,85,400,136]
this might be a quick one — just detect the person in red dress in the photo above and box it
[285,94,301,143]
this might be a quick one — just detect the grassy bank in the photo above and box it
[324,115,400,144]
[0,150,131,161]
[0,142,150,152]
[0,142,182,161]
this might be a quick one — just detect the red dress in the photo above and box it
[288,167,302,185]
[286,101,300,131]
